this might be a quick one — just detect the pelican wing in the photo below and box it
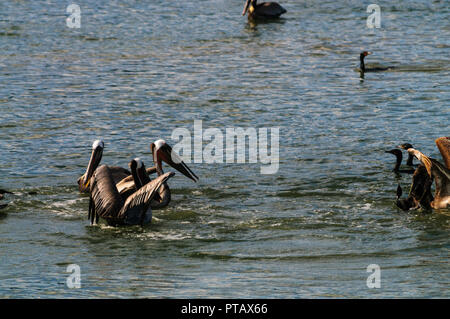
[435,137,450,169]
[118,172,175,218]
[116,166,159,196]
[109,166,131,184]
[409,148,450,180]
[90,165,124,220]
[408,149,433,176]
[116,178,136,196]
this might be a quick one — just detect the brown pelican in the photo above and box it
[396,165,434,211]
[116,140,198,209]
[115,159,157,201]
[78,140,130,193]
[242,0,287,19]
[385,149,415,174]
[88,159,175,226]
[407,138,450,209]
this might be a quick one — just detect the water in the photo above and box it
[0,0,449,298]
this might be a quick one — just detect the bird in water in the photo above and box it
[116,139,198,209]
[359,51,392,76]
[395,165,434,211]
[385,149,415,174]
[78,140,131,193]
[406,138,450,209]
[242,0,286,20]
[88,158,175,226]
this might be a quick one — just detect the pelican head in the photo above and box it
[150,139,199,182]
[129,157,148,189]
[78,140,104,190]
[130,157,144,170]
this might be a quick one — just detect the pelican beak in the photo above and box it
[242,0,250,15]
[155,143,199,182]
[83,144,104,187]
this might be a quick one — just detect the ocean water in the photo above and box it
[0,0,449,298]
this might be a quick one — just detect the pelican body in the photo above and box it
[396,165,434,211]
[88,159,175,226]
[242,0,286,19]
[78,140,130,193]
[396,137,450,210]
[116,139,198,210]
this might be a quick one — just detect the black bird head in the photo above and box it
[398,143,413,150]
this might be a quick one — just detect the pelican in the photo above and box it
[385,149,415,174]
[395,165,434,211]
[407,137,450,209]
[88,159,175,226]
[115,158,157,201]
[242,0,286,19]
[78,140,131,193]
[116,139,198,209]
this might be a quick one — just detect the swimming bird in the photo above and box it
[359,51,391,74]
[242,0,287,19]
[407,139,450,209]
[385,149,415,174]
[88,159,175,226]
[150,139,198,208]
[116,139,198,209]
[78,140,131,193]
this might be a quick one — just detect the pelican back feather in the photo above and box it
[435,137,450,169]
[90,165,124,220]
[118,172,175,219]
